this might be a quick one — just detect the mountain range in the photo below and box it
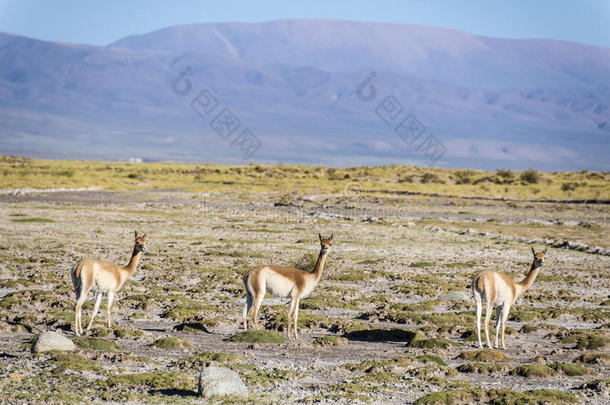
[1,19,609,170]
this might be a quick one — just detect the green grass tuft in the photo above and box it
[552,362,595,376]
[458,350,511,362]
[74,337,120,352]
[172,351,242,370]
[312,336,349,346]
[415,387,577,405]
[560,333,608,350]
[11,217,55,223]
[415,355,446,367]
[152,337,182,349]
[510,364,557,378]
[227,330,287,344]
[103,371,192,390]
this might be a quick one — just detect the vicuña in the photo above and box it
[243,233,333,339]
[71,231,147,336]
[472,247,547,349]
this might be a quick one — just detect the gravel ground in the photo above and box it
[0,190,608,404]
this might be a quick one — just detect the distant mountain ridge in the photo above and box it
[1,19,609,170]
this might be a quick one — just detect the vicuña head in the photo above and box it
[71,231,148,336]
[243,232,333,339]
[472,246,547,349]
[532,247,546,268]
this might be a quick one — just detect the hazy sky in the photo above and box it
[1,0,609,47]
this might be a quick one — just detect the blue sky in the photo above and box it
[0,0,609,47]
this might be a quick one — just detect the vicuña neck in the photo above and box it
[125,246,142,274]
[515,263,540,297]
[312,250,328,281]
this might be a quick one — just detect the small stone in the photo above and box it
[531,355,548,364]
[445,291,470,302]
[198,366,248,398]
[32,331,75,353]
[8,373,21,382]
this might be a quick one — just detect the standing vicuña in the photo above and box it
[472,247,546,349]
[71,231,147,336]
[243,233,333,339]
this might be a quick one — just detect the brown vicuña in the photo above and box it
[472,247,547,349]
[71,231,147,336]
[242,233,333,339]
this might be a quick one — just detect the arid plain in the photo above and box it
[0,158,608,404]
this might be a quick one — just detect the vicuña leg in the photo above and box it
[107,292,115,328]
[484,299,493,349]
[86,292,103,331]
[243,292,253,331]
[252,294,264,330]
[501,304,511,349]
[287,297,298,340]
[293,299,300,340]
[74,286,90,336]
[494,305,502,348]
[474,292,483,348]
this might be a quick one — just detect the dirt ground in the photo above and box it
[0,190,608,404]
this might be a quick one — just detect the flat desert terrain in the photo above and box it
[0,184,608,403]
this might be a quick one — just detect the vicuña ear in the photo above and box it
[531,246,536,256]
[329,233,334,241]
[143,233,148,239]
[542,247,547,255]
[134,230,138,238]
[318,233,322,242]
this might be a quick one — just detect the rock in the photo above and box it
[32,331,75,353]
[198,366,248,398]
[531,355,548,364]
[445,291,470,302]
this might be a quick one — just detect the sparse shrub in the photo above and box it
[57,169,75,177]
[421,172,444,184]
[561,182,578,192]
[399,175,415,183]
[496,169,514,179]
[454,170,475,184]
[520,169,541,184]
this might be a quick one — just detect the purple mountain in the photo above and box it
[1,20,609,170]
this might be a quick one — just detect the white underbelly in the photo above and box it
[264,269,294,297]
[94,264,120,292]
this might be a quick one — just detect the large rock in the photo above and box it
[198,366,248,398]
[32,331,75,353]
